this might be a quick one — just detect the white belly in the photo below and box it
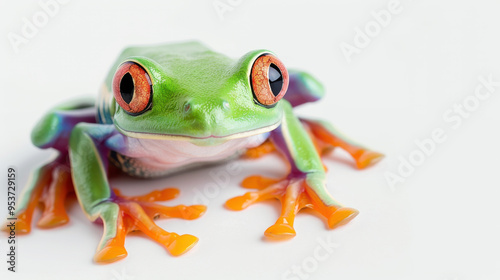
[111,133,269,177]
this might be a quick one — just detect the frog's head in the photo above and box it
[105,42,289,145]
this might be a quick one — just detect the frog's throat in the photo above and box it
[113,121,281,142]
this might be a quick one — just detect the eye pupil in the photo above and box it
[268,63,283,97]
[120,72,134,104]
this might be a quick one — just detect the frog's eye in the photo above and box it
[250,54,289,107]
[112,61,152,115]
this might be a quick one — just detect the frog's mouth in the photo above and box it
[114,121,280,146]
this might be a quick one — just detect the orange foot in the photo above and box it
[225,174,358,240]
[2,160,73,234]
[94,188,206,263]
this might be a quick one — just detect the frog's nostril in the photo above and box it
[222,100,230,111]
[183,102,191,113]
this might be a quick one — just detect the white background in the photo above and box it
[1,0,500,279]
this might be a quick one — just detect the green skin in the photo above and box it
[19,42,366,258]
[100,43,284,139]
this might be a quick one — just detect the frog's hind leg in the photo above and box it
[36,158,73,228]
[283,70,383,168]
[300,118,384,169]
[10,155,73,233]
[3,98,96,234]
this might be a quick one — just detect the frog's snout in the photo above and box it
[182,98,231,130]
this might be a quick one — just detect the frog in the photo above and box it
[5,42,383,263]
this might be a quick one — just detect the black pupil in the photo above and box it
[120,72,134,104]
[268,64,283,96]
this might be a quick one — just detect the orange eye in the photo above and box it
[112,61,152,115]
[250,54,289,107]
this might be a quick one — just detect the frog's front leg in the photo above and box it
[70,123,206,263]
[226,102,358,239]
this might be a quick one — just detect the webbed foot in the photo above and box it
[302,119,384,169]
[93,188,206,263]
[226,173,358,240]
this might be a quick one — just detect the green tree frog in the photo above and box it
[7,42,383,263]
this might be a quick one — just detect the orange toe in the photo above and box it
[37,213,69,229]
[167,234,199,256]
[94,244,128,264]
[328,207,359,229]
[182,205,207,220]
[225,193,259,211]
[354,151,384,169]
[264,223,296,240]
[241,175,279,190]
[5,213,32,234]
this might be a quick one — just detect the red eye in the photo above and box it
[250,54,289,107]
[112,61,152,115]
